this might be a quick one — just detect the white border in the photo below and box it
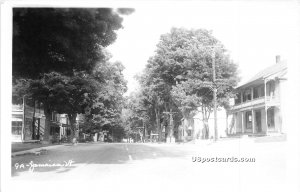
[1,1,300,192]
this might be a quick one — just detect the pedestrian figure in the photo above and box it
[72,137,78,145]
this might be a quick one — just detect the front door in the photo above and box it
[255,111,262,133]
[245,111,252,132]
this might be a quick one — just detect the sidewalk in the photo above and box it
[11,143,64,157]
[11,142,100,157]
[12,142,60,152]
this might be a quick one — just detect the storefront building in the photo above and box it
[11,103,72,142]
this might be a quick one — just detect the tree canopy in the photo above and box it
[84,59,128,131]
[137,27,239,140]
[12,8,133,142]
[13,8,126,79]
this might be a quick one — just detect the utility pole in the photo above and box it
[212,50,218,142]
[198,45,228,141]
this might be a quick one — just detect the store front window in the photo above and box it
[12,121,22,135]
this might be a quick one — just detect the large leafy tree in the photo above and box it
[26,59,128,141]
[13,8,128,78]
[12,8,133,142]
[140,27,239,140]
[81,59,128,140]
[27,72,98,141]
[122,91,153,142]
[137,61,182,142]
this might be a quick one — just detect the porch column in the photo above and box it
[234,113,237,134]
[59,125,62,140]
[226,111,228,135]
[241,111,244,133]
[252,109,255,133]
[264,78,268,135]
[278,107,282,133]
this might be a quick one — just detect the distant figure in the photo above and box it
[72,137,78,145]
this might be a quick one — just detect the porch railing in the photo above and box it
[231,96,279,111]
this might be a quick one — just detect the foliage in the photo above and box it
[121,90,157,142]
[13,8,126,79]
[85,60,128,131]
[165,28,239,112]
[138,27,239,140]
[12,78,30,104]
[12,8,133,142]
[25,58,128,140]
[70,58,128,143]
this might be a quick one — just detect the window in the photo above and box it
[12,121,22,135]
[50,126,60,135]
[253,87,259,99]
[267,81,275,97]
[235,93,241,104]
[245,111,252,130]
[243,89,251,102]
[66,128,71,136]
[260,86,265,97]
[253,85,265,99]
[51,112,60,122]
[187,130,192,136]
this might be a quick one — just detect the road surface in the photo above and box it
[10,141,286,192]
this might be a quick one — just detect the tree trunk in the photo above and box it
[68,113,77,143]
[202,109,209,139]
[154,107,160,142]
[42,106,51,144]
[183,116,189,142]
[202,118,209,139]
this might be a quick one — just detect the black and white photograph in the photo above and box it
[1,1,300,192]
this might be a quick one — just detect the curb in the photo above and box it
[11,144,64,157]
[11,142,100,157]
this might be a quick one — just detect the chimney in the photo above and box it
[276,55,281,64]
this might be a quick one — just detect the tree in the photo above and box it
[122,91,150,142]
[81,60,128,141]
[13,8,127,79]
[27,72,98,141]
[137,65,182,142]
[166,28,239,139]
[139,27,239,140]
[12,8,133,142]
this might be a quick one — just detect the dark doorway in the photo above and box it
[245,111,252,131]
[255,110,262,133]
[267,107,275,130]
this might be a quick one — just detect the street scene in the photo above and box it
[2,1,299,192]
[11,139,286,192]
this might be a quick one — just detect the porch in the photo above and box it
[228,105,282,136]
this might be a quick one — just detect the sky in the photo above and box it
[107,1,299,95]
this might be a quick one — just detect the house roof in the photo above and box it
[237,61,287,89]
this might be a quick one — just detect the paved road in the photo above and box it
[12,143,191,176]
[10,141,286,192]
